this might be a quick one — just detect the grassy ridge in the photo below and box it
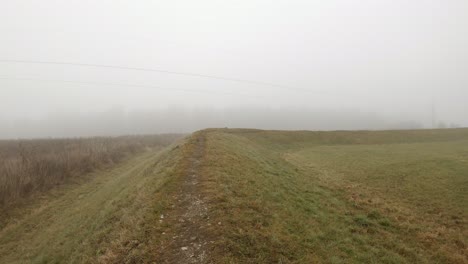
[201,128,468,263]
[0,137,187,263]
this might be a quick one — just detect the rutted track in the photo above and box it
[155,132,213,263]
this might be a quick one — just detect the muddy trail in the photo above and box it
[155,133,214,263]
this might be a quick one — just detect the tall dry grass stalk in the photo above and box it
[0,134,182,206]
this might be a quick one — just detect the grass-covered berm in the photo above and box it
[0,135,188,263]
[199,128,467,263]
[1,128,466,263]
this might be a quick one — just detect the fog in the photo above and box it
[1,1,467,138]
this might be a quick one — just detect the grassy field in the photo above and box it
[200,128,467,263]
[0,128,466,263]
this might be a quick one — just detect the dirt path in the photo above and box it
[155,133,213,263]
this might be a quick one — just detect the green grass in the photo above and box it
[200,128,468,263]
[286,140,468,215]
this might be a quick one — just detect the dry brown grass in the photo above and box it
[0,134,182,206]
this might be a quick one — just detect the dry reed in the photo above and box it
[0,134,182,206]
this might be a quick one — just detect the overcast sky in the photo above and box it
[1,0,467,136]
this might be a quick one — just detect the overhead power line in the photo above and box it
[0,76,272,99]
[0,59,306,92]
